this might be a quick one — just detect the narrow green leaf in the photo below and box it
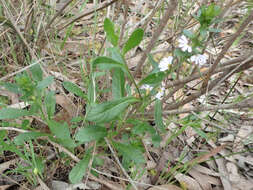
[1,140,26,160]
[0,82,21,94]
[208,28,221,33]
[151,134,161,148]
[37,76,54,89]
[0,108,31,119]
[29,64,43,81]
[87,79,95,104]
[183,29,195,39]
[123,28,144,55]
[148,54,159,71]
[14,132,48,145]
[154,99,165,132]
[192,126,208,140]
[75,125,107,143]
[139,72,165,85]
[92,56,126,72]
[112,68,125,99]
[69,154,91,184]
[86,97,138,123]
[108,47,125,64]
[108,47,126,100]
[104,18,119,46]
[63,81,86,99]
[44,91,56,119]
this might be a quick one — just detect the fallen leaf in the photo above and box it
[175,173,202,190]
[148,184,182,190]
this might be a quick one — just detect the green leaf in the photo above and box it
[44,91,56,119]
[75,125,107,143]
[1,140,26,160]
[108,47,126,100]
[208,28,221,33]
[63,81,86,99]
[183,29,195,39]
[152,134,161,148]
[112,68,125,99]
[86,97,138,123]
[139,72,165,85]
[48,121,71,140]
[0,108,31,119]
[0,82,21,94]
[92,56,127,73]
[154,99,165,132]
[108,47,125,64]
[87,77,95,104]
[192,126,208,140]
[148,54,159,71]
[123,28,144,55]
[37,76,54,89]
[113,141,145,165]
[14,132,48,145]
[104,18,119,46]
[29,64,43,81]
[48,121,76,149]
[129,119,155,135]
[69,153,91,184]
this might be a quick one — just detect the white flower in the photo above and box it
[158,56,173,72]
[155,86,165,100]
[178,35,192,53]
[140,84,153,92]
[190,54,208,66]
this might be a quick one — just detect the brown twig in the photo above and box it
[165,60,253,110]
[146,97,253,116]
[46,0,74,30]
[105,138,139,190]
[201,9,253,90]
[165,53,252,89]
[0,0,36,59]
[57,0,120,31]
[119,0,129,47]
[133,0,178,77]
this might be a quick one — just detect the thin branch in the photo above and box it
[0,127,28,133]
[46,0,74,30]
[165,60,253,110]
[57,0,120,31]
[0,58,47,81]
[119,1,129,47]
[140,97,253,116]
[133,0,178,77]
[0,0,36,59]
[201,9,253,89]
[105,138,139,190]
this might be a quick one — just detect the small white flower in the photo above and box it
[190,54,208,66]
[140,84,153,92]
[178,35,192,53]
[155,87,165,100]
[158,56,173,72]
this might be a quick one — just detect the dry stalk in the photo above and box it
[0,0,36,59]
[201,9,253,90]
[57,0,121,31]
[119,1,129,47]
[133,0,178,77]
[165,60,253,110]
[105,138,139,190]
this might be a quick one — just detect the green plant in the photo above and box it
[1,1,251,188]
